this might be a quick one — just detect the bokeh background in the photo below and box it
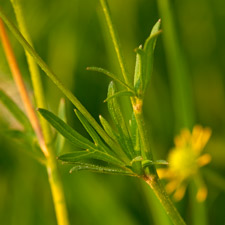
[0,0,225,224]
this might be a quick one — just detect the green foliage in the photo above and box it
[134,20,161,98]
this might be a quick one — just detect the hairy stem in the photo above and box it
[99,0,186,224]
[144,175,186,225]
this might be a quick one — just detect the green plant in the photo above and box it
[0,0,194,224]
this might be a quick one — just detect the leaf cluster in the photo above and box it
[0,7,165,177]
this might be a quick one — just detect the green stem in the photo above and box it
[144,175,186,225]
[99,0,131,86]
[10,0,51,142]
[99,0,186,224]
[132,98,153,161]
[9,2,70,225]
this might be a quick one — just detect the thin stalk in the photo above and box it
[99,0,131,86]
[10,0,51,142]
[144,175,186,225]
[99,1,186,224]
[0,18,70,225]
[132,98,153,161]
[0,18,47,157]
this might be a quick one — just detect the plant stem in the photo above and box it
[132,98,153,161]
[99,0,131,86]
[0,16,70,225]
[10,0,51,142]
[99,1,186,224]
[0,18,47,156]
[144,175,186,225]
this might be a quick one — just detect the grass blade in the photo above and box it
[0,89,32,130]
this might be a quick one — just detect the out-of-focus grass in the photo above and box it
[0,0,225,224]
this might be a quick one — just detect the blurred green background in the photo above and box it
[0,0,225,224]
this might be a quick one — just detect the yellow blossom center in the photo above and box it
[168,147,198,180]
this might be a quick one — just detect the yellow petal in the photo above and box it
[173,184,187,201]
[192,126,211,154]
[157,168,174,179]
[197,153,211,167]
[196,186,208,202]
[174,129,191,148]
[166,180,179,194]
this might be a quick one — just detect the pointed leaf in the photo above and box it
[107,82,135,158]
[99,115,117,142]
[104,90,134,102]
[142,159,168,169]
[74,109,114,155]
[55,98,66,154]
[129,113,141,156]
[134,46,144,97]
[69,162,136,176]
[142,19,161,93]
[58,149,125,167]
[38,108,95,150]
[74,109,102,146]
[87,67,134,92]
[0,89,32,130]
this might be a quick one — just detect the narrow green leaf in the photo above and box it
[87,67,134,93]
[38,108,95,150]
[74,109,114,155]
[129,113,141,156]
[107,82,135,159]
[74,109,101,145]
[104,90,134,102]
[142,19,161,93]
[58,150,125,167]
[99,115,118,142]
[55,98,66,154]
[0,89,32,130]
[69,162,136,176]
[142,159,168,169]
[134,46,144,97]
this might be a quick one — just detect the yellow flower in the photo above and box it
[158,125,212,202]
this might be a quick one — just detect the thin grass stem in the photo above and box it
[10,0,51,142]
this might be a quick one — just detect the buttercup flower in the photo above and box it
[158,125,212,202]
